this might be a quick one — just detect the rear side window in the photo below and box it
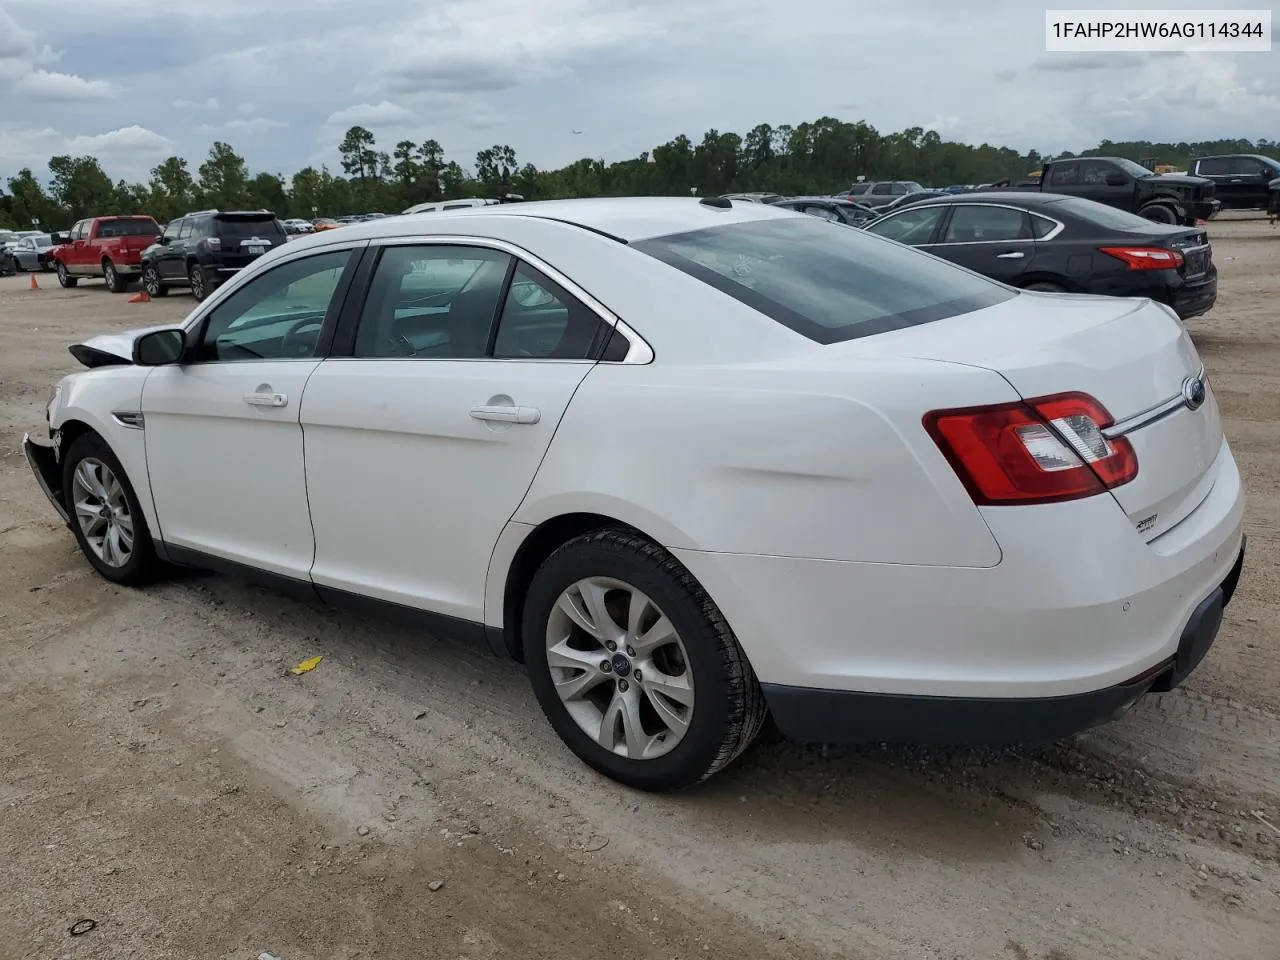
[96,218,160,238]
[1195,157,1231,175]
[634,217,1014,345]
[943,205,1031,242]
[216,217,286,240]
[1047,196,1163,230]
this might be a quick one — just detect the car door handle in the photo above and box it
[244,391,287,407]
[996,251,1025,259]
[470,404,540,424]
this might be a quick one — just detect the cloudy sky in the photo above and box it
[1,0,1276,184]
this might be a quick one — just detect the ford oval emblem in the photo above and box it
[1181,376,1207,411]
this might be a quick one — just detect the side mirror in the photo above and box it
[155,235,170,245]
[1104,173,1128,187]
[50,233,68,245]
[133,328,187,366]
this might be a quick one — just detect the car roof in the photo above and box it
[317,196,801,243]
[907,191,1075,207]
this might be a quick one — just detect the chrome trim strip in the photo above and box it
[112,411,145,430]
[871,202,1066,244]
[1102,366,1206,439]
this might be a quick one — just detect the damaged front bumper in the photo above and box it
[23,432,70,527]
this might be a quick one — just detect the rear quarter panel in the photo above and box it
[515,355,1016,568]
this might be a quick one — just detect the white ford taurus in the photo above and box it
[24,197,1246,791]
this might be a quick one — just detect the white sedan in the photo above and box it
[24,197,1246,791]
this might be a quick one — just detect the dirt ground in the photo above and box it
[1,217,1277,960]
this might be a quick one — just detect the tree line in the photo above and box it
[2,117,1277,229]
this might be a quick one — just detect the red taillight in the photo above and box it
[923,392,1138,506]
[1098,245,1183,271]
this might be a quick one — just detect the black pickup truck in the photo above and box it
[1002,156,1219,226]
[1270,177,1280,220]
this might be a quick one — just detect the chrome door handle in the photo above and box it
[470,404,540,425]
[996,251,1025,259]
[244,392,287,407]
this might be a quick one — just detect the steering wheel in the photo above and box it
[280,317,323,357]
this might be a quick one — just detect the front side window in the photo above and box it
[871,182,893,195]
[942,205,1030,243]
[864,205,947,245]
[162,219,184,241]
[352,245,511,359]
[634,217,1013,345]
[197,250,352,362]
[178,219,194,240]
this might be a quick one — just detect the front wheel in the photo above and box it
[61,433,160,586]
[523,528,767,791]
[142,264,168,297]
[1139,204,1178,224]
[56,261,78,287]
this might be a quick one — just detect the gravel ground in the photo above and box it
[1,217,1277,960]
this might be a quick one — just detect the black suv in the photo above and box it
[140,209,287,301]
[1187,154,1280,211]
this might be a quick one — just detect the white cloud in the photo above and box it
[66,125,174,157]
[199,117,288,136]
[14,69,114,100]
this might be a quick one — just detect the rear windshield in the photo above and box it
[97,218,160,237]
[216,216,286,239]
[633,217,1014,344]
[1046,196,1168,231]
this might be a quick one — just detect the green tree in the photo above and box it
[148,156,195,221]
[5,169,61,229]
[47,155,117,218]
[475,144,518,194]
[198,141,250,209]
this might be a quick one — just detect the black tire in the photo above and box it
[56,261,78,288]
[522,528,767,791]
[189,263,209,301]
[61,432,160,586]
[1140,204,1178,224]
[103,259,129,293]
[1023,281,1067,293]
[142,264,168,297]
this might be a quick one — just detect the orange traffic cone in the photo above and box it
[128,289,150,303]
[29,273,39,290]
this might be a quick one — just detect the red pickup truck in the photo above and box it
[49,215,162,293]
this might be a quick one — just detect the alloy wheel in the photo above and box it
[71,457,134,568]
[546,577,695,760]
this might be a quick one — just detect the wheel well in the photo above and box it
[1016,273,1071,291]
[500,512,645,661]
[102,256,113,266]
[57,418,97,452]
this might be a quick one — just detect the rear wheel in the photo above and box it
[523,528,767,791]
[56,261,78,288]
[189,263,209,301]
[61,433,159,586]
[142,264,168,297]
[103,259,129,293]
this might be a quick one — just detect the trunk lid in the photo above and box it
[859,292,1222,541]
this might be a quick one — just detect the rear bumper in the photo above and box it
[761,540,1244,743]
[1167,272,1218,319]
[23,433,70,527]
[672,438,1245,738]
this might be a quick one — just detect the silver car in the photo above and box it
[7,233,55,272]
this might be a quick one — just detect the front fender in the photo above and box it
[50,367,162,542]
